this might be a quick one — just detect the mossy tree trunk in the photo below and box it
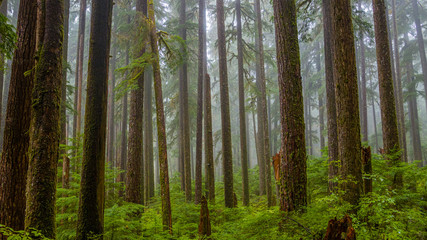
[322,0,339,194]
[255,0,272,206]
[372,0,402,186]
[125,0,147,205]
[273,0,307,212]
[148,0,172,232]
[144,67,154,200]
[24,0,64,238]
[61,0,70,189]
[0,0,37,235]
[331,0,363,206]
[236,0,249,207]
[216,0,234,208]
[76,0,113,238]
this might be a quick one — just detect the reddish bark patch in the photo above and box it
[324,215,355,240]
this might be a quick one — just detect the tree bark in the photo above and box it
[331,0,363,206]
[125,0,147,205]
[315,42,325,151]
[0,0,7,154]
[25,1,63,237]
[273,0,307,212]
[107,28,117,168]
[118,47,129,197]
[76,0,113,238]
[144,67,154,200]
[372,0,402,187]
[62,0,70,189]
[216,0,234,208]
[236,0,249,207]
[148,0,172,231]
[0,0,37,234]
[358,1,368,143]
[322,0,339,194]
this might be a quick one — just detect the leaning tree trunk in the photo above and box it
[25,0,64,238]
[216,0,234,208]
[148,0,172,232]
[0,0,37,235]
[273,0,307,212]
[76,0,113,238]
[372,0,402,186]
[236,0,249,207]
[125,0,146,205]
[331,0,363,206]
[322,0,339,194]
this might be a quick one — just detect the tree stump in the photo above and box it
[198,196,211,239]
[324,215,355,240]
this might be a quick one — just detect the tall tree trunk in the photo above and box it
[118,48,129,197]
[236,0,249,207]
[404,34,423,163]
[76,0,113,238]
[255,0,272,205]
[73,0,86,147]
[391,0,407,162]
[148,0,172,231]
[372,0,402,186]
[358,1,368,143]
[179,0,192,203]
[371,79,379,151]
[107,27,117,168]
[0,0,7,153]
[62,0,70,189]
[273,0,307,212]
[331,0,363,206]
[201,0,214,203]
[316,42,325,151]
[126,0,146,205]
[322,0,338,193]
[144,67,154,200]
[25,0,63,237]
[216,0,234,208]
[412,0,427,120]
[0,0,36,234]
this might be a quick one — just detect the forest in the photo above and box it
[0,0,427,239]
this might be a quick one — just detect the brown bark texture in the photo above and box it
[76,0,113,238]
[25,0,64,238]
[323,215,356,240]
[198,196,212,238]
[0,0,37,234]
[273,0,307,212]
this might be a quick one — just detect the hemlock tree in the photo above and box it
[25,0,64,237]
[273,0,307,212]
[372,0,401,186]
[216,0,234,208]
[0,0,37,235]
[76,0,113,238]
[331,0,363,206]
[148,0,172,231]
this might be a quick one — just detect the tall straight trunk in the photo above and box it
[0,0,7,153]
[391,0,407,162]
[144,67,154,200]
[412,0,427,118]
[404,34,423,163]
[118,48,129,196]
[331,0,363,206]
[371,79,379,151]
[255,0,271,205]
[316,42,325,151]
[0,0,36,234]
[358,1,368,143]
[25,0,63,237]
[273,0,307,212]
[62,0,70,189]
[322,0,338,193]
[372,0,402,186]
[76,0,113,238]
[179,0,192,203]
[126,0,146,205]
[236,0,249,206]
[201,0,214,203]
[308,98,313,156]
[148,0,172,231]
[107,36,116,167]
[216,0,234,208]
[74,0,86,144]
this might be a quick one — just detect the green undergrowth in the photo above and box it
[3,146,427,239]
